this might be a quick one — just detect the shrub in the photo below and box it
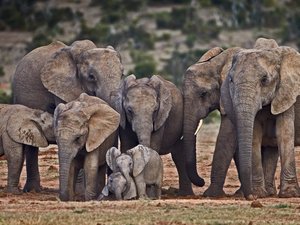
[129,50,156,78]
[26,33,52,52]
[0,90,12,104]
[0,66,4,77]
[127,25,155,50]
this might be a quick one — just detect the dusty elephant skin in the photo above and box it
[106,145,163,199]
[0,104,54,194]
[106,171,137,200]
[221,46,300,199]
[115,74,192,195]
[183,37,281,198]
[54,93,120,201]
[12,40,123,193]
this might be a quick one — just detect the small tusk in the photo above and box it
[194,120,203,135]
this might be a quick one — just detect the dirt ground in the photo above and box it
[1,122,300,224]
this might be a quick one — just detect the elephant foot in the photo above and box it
[252,186,268,198]
[265,186,277,197]
[5,186,22,195]
[233,187,243,197]
[178,187,194,196]
[245,194,256,201]
[203,185,226,198]
[278,184,300,198]
[23,180,41,193]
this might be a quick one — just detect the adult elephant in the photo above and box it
[183,46,242,188]
[183,38,280,196]
[221,46,300,199]
[12,40,123,192]
[116,74,194,195]
[54,93,120,201]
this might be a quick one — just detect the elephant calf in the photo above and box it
[54,93,120,201]
[98,172,137,200]
[106,145,163,199]
[0,104,55,194]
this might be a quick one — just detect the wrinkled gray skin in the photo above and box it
[0,104,54,194]
[107,172,137,200]
[183,45,241,190]
[12,40,123,193]
[183,38,281,197]
[54,93,120,201]
[107,145,163,199]
[116,74,193,195]
[221,46,300,199]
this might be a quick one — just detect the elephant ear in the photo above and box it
[148,75,172,131]
[41,40,96,103]
[271,48,300,115]
[115,74,137,129]
[220,73,235,123]
[127,145,151,177]
[6,109,48,147]
[198,47,223,63]
[82,101,120,152]
[106,147,121,171]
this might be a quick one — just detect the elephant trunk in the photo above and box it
[58,147,73,201]
[114,188,123,200]
[234,89,258,199]
[183,102,205,187]
[133,119,152,147]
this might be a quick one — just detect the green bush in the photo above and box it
[26,33,52,52]
[0,90,12,104]
[0,66,4,77]
[127,25,155,50]
[129,50,156,78]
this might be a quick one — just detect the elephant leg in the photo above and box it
[171,140,194,195]
[276,106,300,197]
[204,116,237,197]
[134,175,147,199]
[262,146,278,196]
[84,150,100,201]
[98,164,107,193]
[23,145,41,192]
[251,120,268,198]
[3,133,24,194]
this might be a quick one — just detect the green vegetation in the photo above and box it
[0,66,4,77]
[0,90,12,104]
[129,50,156,78]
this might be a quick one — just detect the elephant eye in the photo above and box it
[127,107,133,115]
[260,75,268,86]
[199,91,208,98]
[88,72,96,82]
[229,75,233,83]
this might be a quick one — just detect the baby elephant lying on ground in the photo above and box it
[98,171,137,200]
[0,104,55,194]
[106,144,163,199]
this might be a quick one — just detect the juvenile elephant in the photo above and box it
[116,74,193,195]
[54,93,120,201]
[106,145,163,199]
[12,39,123,192]
[183,38,280,197]
[0,104,54,194]
[221,46,300,199]
[107,172,137,200]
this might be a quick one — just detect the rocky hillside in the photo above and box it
[0,0,299,91]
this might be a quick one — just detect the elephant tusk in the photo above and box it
[194,120,203,136]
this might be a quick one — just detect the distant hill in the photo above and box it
[0,0,299,88]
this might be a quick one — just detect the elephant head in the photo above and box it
[54,93,120,201]
[116,74,172,147]
[6,106,55,147]
[41,40,124,108]
[221,46,300,198]
[182,46,242,187]
[107,171,137,200]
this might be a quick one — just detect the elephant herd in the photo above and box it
[1,37,300,201]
